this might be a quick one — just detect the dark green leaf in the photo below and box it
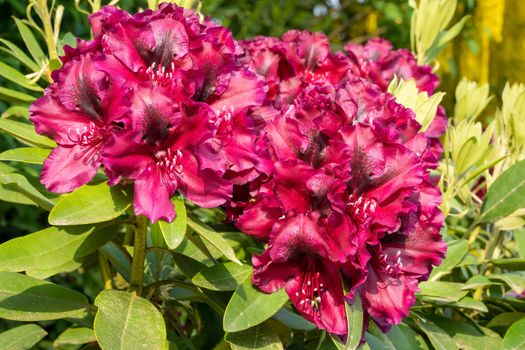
[491,258,525,271]
[414,316,459,350]
[192,262,252,291]
[0,324,47,350]
[429,239,468,280]
[225,323,283,350]
[488,274,525,294]
[385,324,428,350]
[431,316,502,350]
[481,159,525,223]
[223,275,288,332]
[0,271,90,321]
[273,308,315,331]
[49,182,132,225]
[94,290,166,350]
[487,312,525,330]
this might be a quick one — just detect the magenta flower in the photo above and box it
[231,77,445,336]
[102,87,231,223]
[30,54,129,193]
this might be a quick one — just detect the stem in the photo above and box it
[129,216,148,295]
[36,0,58,60]
[99,253,113,290]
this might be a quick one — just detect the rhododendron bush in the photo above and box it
[0,0,525,349]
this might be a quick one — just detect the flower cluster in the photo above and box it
[30,4,446,338]
[30,4,266,222]
[231,32,446,335]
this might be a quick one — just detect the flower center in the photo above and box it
[145,61,176,87]
[295,260,324,316]
[210,105,234,129]
[154,149,183,174]
[303,70,328,84]
[347,193,377,224]
[67,122,104,165]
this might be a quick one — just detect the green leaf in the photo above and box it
[49,182,132,225]
[0,324,47,350]
[418,281,468,303]
[0,87,36,104]
[1,105,30,119]
[54,327,96,347]
[0,119,55,148]
[0,225,116,273]
[429,239,468,280]
[187,214,241,265]
[223,275,289,332]
[273,308,315,331]
[13,18,46,64]
[431,316,502,350]
[385,324,428,350]
[225,323,283,350]
[0,171,55,210]
[0,271,90,321]
[0,183,34,205]
[461,275,500,290]
[363,333,391,350]
[153,197,186,249]
[481,159,525,223]
[0,61,42,91]
[451,297,488,312]
[491,258,525,271]
[0,147,50,164]
[487,312,525,330]
[333,294,363,350]
[94,290,166,350]
[0,39,39,71]
[488,274,525,294]
[26,259,84,279]
[501,317,525,350]
[414,316,459,350]
[192,262,252,291]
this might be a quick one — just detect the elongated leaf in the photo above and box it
[13,18,46,64]
[49,182,132,225]
[500,317,525,350]
[0,225,116,273]
[153,198,186,249]
[192,262,252,291]
[1,105,29,119]
[385,324,428,350]
[0,119,55,148]
[54,327,96,347]
[94,290,166,350]
[415,316,459,350]
[225,323,283,350]
[487,313,525,330]
[0,171,54,210]
[26,259,84,279]
[0,183,34,205]
[0,324,47,350]
[430,239,468,280]
[0,271,90,321]
[223,275,289,332]
[481,159,525,223]
[0,147,50,164]
[451,297,488,312]
[491,258,525,271]
[431,316,502,350]
[273,308,315,331]
[0,61,42,91]
[461,275,500,290]
[333,295,363,350]
[0,38,39,71]
[418,281,468,303]
[187,214,241,265]
[0,87,36,104]
[489,274,525,294]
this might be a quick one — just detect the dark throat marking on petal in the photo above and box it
[74,76,103,121]
[195,64,217,101]
[141,103,172,146]
[136,31,183,70]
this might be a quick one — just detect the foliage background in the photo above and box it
[1,0,525,349]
